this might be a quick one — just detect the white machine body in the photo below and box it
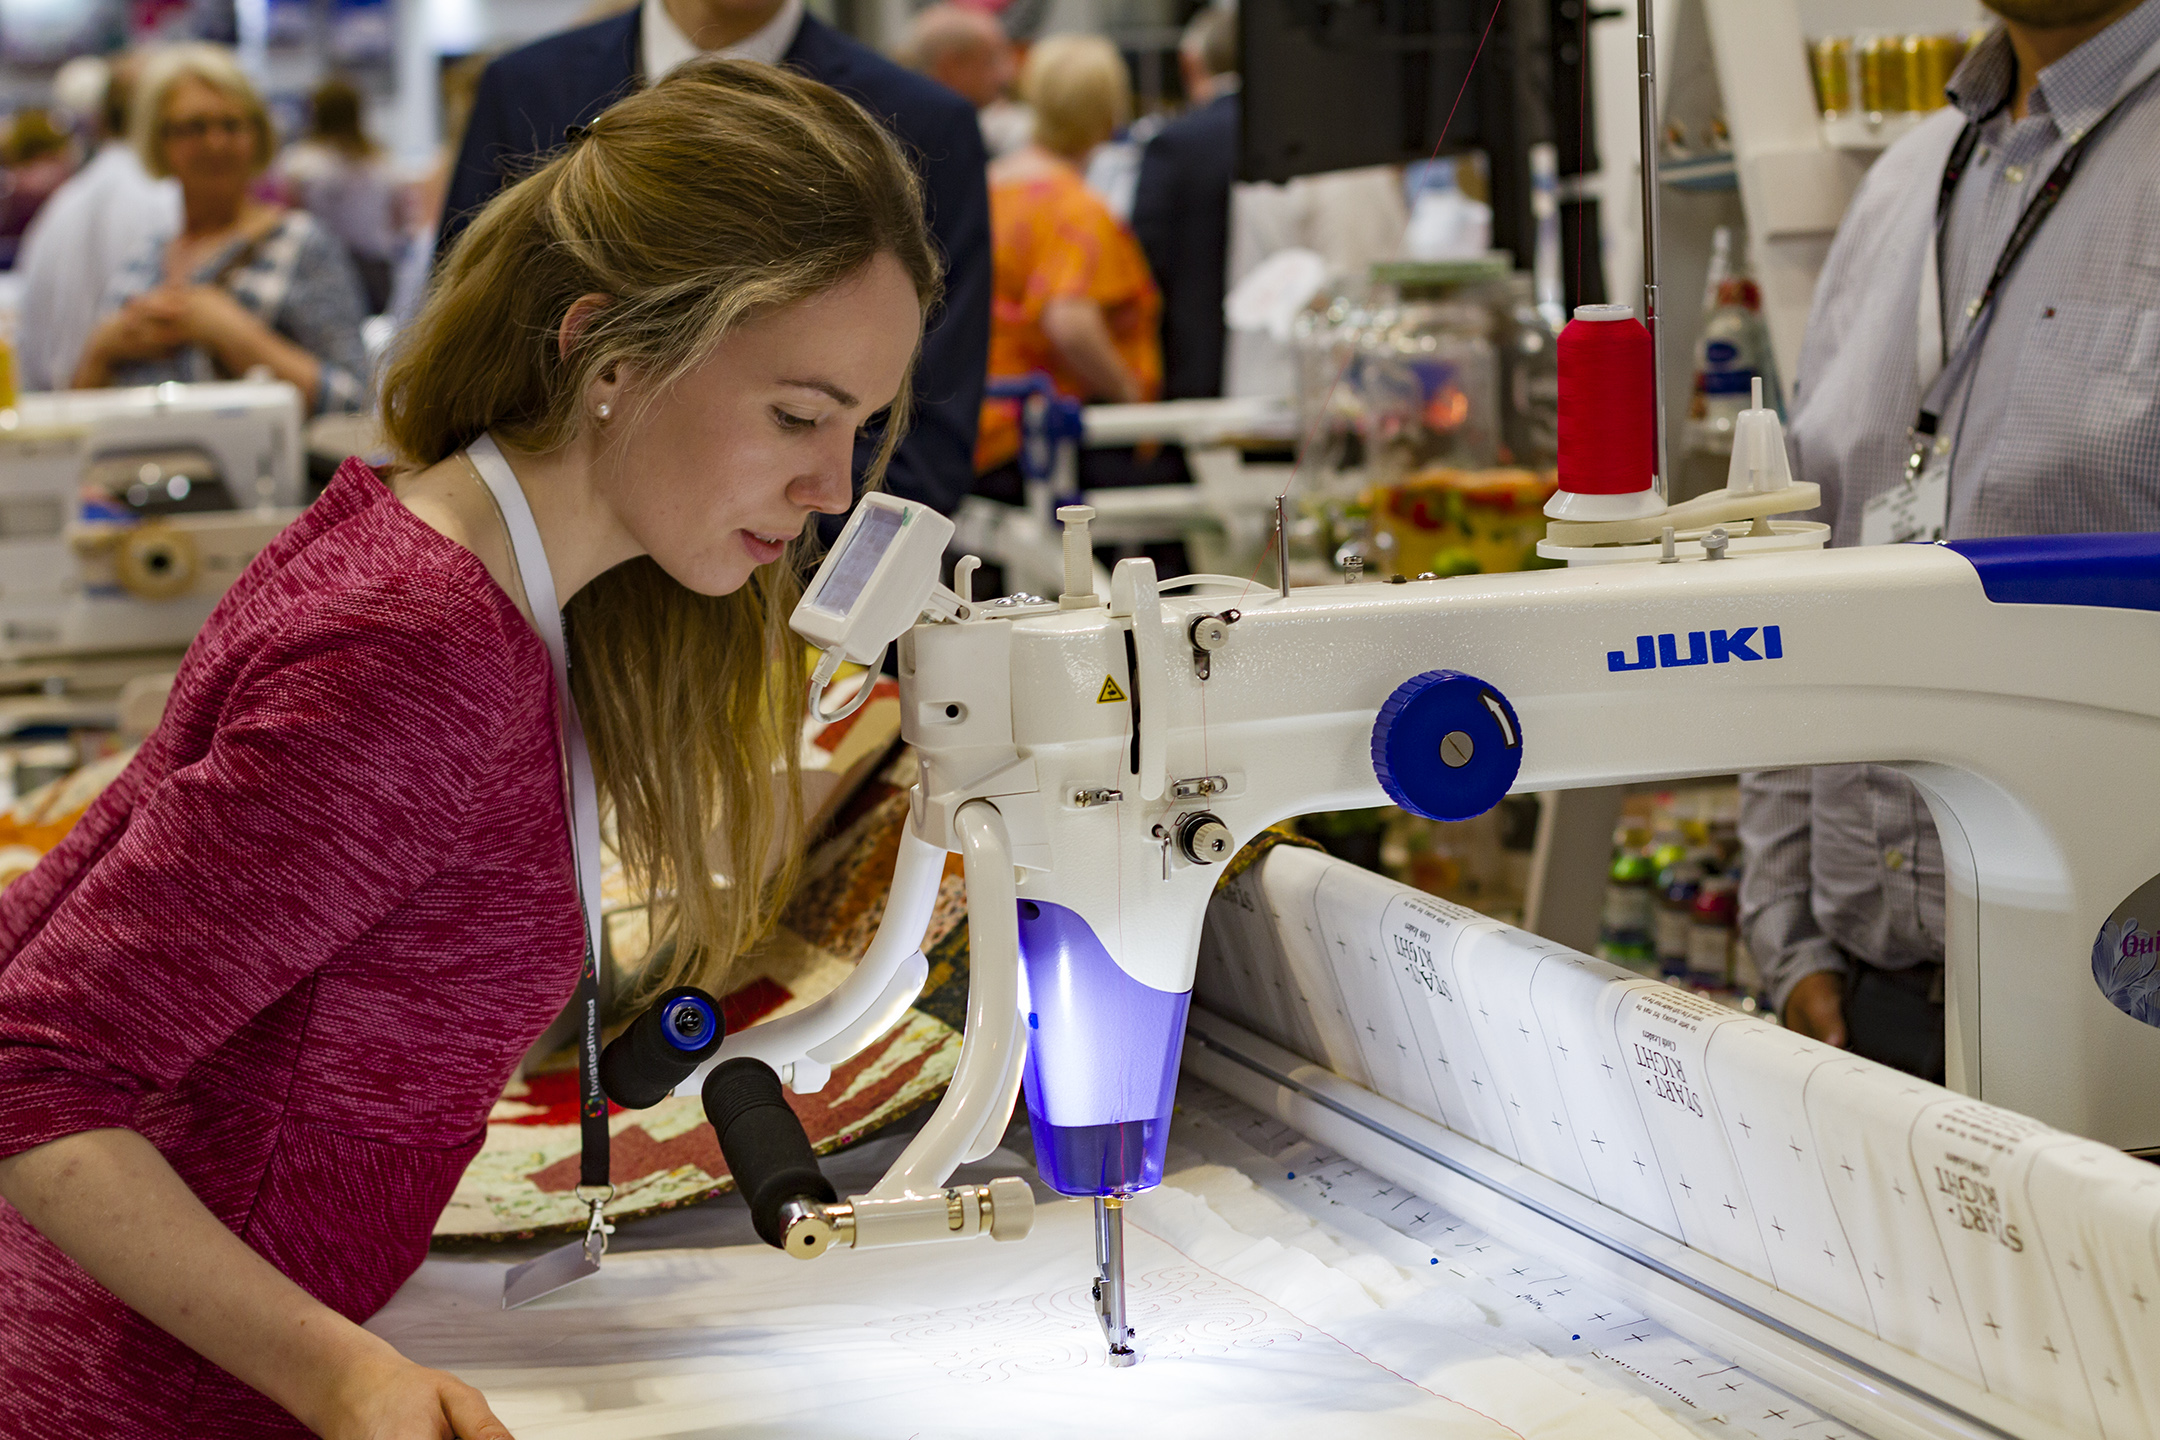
[883,540,2160,1152]
[712,499,2160,1403]
[0,380,306,660]
[718,516,2160,1228]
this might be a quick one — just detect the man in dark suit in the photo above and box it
[439,0,990,518]
[1130,7,1237,401]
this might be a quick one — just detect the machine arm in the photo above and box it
[868,800,1028,1198]
[677,821,943,1097]
[684,801,1035,1258]
[902,535,2160,1151]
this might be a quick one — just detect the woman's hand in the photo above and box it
[149,281,323,407]
[72,284,267,388]
[110,296,193,357]
[72,297,189,385]
[0,1128,500,1438]
[161,282,263,350]
[311,1350,515,1440]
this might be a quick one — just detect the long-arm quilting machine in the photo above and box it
[624,7,2160,1423]
[668,476,2160,1435]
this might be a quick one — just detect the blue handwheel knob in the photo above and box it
[1370,670,1524,823]
[660,993,719,1053]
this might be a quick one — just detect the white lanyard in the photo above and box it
[469,435,623,1306]
[464,434,604,970]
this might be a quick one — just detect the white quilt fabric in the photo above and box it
[1196,846,2160,1438]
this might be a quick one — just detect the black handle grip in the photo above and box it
[702,1057,836,1248]
[598,986,725,1109]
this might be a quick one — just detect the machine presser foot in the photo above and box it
[1093,1196,1138,1366]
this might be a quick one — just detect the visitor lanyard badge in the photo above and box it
[465,433,616,1309]
[1869,183,1964,549]
[1862,441,1950,546]
[1868,350,1955,546]
[1869,75,2150,548]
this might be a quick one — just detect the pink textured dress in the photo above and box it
[0,459,586,1435]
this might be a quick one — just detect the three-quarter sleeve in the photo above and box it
[280,221,372,414]
[0,576,522,1159]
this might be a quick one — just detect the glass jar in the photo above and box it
[1291,295,1366,451]
[1492,273,1558,470]
[1352,299,1499,487]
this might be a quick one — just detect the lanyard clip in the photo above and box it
[1906,411,1942,479]
[577,1184,616,1266]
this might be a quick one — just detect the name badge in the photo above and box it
[1861,447,1949,546]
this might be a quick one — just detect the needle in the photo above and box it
[1093,1196,1137,1366]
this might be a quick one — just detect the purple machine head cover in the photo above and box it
[1015,899,1192,1197]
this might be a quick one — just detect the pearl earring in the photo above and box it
[596,402,613,422]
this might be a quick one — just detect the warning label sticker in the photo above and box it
[1096,675,1128,704]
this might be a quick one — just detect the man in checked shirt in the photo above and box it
[1740,0,2160,1079]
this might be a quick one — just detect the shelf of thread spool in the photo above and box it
[1809,29,1971,153]
[1659,152,1737,192]
[1818,111,1929,152]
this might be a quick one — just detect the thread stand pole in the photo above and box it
[1275,495,1291,599]
[1637,0,1668,504]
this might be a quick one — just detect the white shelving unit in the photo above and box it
[1820,108,1935,151]
[1587,0,1984,441]
[1697,0,1874,391]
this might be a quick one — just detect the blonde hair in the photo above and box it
[2,109,67,165]
[133,44,275,179]
[1021,34,1130,158]
[379,58,942,999]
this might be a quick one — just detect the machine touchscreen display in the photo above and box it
[813,503,903,615]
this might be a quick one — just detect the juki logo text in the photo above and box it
[1608,625,1784,673]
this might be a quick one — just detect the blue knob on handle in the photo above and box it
[598,986,725,1110]
[1370,670,1524,823]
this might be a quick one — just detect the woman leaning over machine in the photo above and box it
[0,59,939,1439]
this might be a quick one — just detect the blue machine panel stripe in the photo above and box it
[1945,534,2160,613]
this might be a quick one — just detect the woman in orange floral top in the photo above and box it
[975,34,1160,477]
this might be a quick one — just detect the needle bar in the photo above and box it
[1093,1196,1137,1365]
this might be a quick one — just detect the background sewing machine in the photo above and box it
[954,382,1294,602]
[0,379,305,666]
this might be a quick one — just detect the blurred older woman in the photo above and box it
[73,45,367,413]
[975,34,1159,480]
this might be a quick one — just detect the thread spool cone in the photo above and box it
[1547,303,1667,521]
[1726,376,1792,496]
